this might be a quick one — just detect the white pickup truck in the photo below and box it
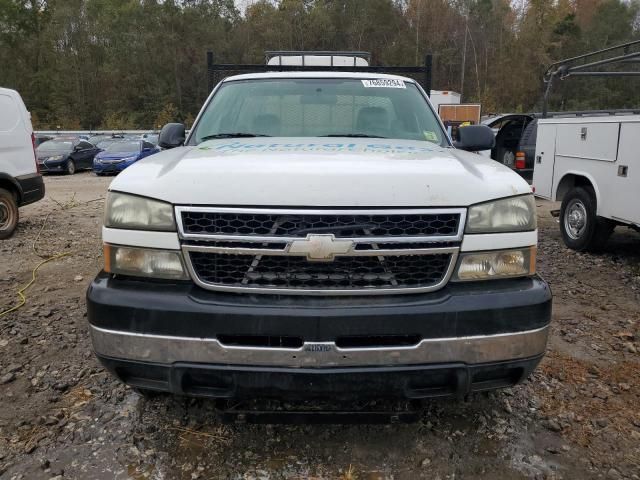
[87,68,551,403]
[533,115,640,251]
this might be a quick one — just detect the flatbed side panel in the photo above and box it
[532,123,556,199]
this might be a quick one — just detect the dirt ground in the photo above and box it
[0,172,639,480]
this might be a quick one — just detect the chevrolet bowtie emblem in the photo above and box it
[287,234,354,261]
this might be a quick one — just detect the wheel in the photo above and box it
[0,187,19,240]
[65,159,76,175]
[560,187,614,251]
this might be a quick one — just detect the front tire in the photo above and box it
[65,159,76,175]
[0,188,19,240]
[560,187,614,251]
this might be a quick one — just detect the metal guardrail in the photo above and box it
[35,130,157,136]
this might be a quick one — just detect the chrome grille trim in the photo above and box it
[176,206,467,243]
[176,207,466,295]
[182,248,459,296]
[183,244,458,258]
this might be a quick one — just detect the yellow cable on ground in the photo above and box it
[0,252,70,319]
[0,212,72,319]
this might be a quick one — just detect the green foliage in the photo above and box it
[154,103,179,129]
[1,0,639,127]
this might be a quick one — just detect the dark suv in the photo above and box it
[487,114,534,183]
[513,119,538,184]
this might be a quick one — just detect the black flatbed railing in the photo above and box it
[206,51,433,95]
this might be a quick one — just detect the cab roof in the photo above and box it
[222,71,418,83]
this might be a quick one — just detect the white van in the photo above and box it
[0,87,45,239]
[533,115,640,251]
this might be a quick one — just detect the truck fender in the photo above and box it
[554,170,601,213]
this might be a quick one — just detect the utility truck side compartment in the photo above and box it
[534,115,640,251]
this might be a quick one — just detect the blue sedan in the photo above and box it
[93,140,159,175]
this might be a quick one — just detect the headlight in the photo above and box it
[121,156,137,162]
[104,244,188,280]
[466,195,536,233]
[452,247,536,281]
[47,155,64,161]
[104,192,175,231]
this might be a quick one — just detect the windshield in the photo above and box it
[189,78,447,146]
[37,140,73,152]
[104,141,140,153]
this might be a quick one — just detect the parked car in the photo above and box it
[483,114,533,134]
[487,114,534,182]
[511,118,538,184]
[0,87,45,239]
[34,134,54,146]
[87,134,107,145]
[36,137,100,174]
[93,140,159,175]
[143,133,159,146]
[87,60,550,405]
[94,134,126,150]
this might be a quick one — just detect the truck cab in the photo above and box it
[87,60,551,404]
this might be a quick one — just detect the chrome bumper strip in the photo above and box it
[90,325,549,368]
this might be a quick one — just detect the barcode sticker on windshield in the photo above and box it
[362,79,406,89]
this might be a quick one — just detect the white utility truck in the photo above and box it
[533,115,640,251]
[87,53,551,416]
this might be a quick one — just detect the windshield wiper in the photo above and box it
[322,133,386,138]
[200,133,271,140]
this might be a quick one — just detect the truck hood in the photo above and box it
[108,138,531,207]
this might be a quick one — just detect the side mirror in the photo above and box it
[158,123,186,149]
[453,125,495,152]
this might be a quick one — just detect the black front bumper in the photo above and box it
[16,173,45,206]
[87,274,552,400]
[97,355,543,401]
[88,273,551,339]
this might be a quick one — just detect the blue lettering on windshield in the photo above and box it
[200,141,443,154]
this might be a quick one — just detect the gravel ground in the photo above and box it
[1,172,639,479]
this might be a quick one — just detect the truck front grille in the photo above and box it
[188,251,452,291]
[177,207,465,295]
[181,211,460,238]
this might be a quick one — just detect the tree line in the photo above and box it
[1,0,639,130]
